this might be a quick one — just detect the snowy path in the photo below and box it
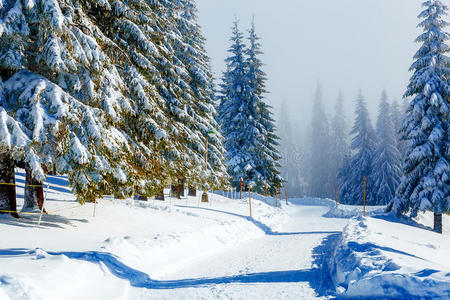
[130,205,349,299]
[2,176,449,299]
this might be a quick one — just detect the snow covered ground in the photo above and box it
[330,214,450,299]
[0,173,449,299]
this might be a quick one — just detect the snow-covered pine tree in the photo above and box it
[0,76,26,217]
[245,20,282,194]
[278,99,306,197]
[330,92,348,194]
[171,0,228,192]
[337,150,352,204]
[84,0,196,197]
[390,99,408,157]
[338,91,377,205]
[219,19,262,191]
[306,83,333,198]
[76,0,228,199]
[370,91,401,205]
[388,0,449,233]
[0,0,135,205]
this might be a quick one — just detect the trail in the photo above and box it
[132,205,349,299]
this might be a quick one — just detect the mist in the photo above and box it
[196,0,424,139]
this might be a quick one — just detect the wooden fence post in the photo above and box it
[335,187,338,207]
[265,180,268,197]
[363,176,366,217]
[240,178,243,200]
[248,183,252,217]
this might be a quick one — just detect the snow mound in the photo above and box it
[288,197,336,207]
[324,204,385,218]
[284,197,385,219]
[329,215,450,299]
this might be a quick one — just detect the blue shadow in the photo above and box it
[15,172,72,194]
[0,237,339,297]
[175,205,340,236]
[347,242,425,261]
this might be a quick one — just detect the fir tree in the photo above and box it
[172,0,228,191]
[338,91,377,205]
[218,19,262,191]
[389,0,449,233]
[278,99,306,197]
[0,0,135,206]
[371,91,401,205]
[245,20,282,194]
[390,99,408,157]
[306,83,333,198]
[330,92,348,193]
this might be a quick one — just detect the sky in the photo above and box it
[195,0,430,140]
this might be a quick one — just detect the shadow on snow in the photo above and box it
[175,205,340,236]
[0,234,341,297]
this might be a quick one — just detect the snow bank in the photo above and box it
[329,215,450,298]
[280,197,385,219]
[99,196,287,279]
[1,176,289,299]
[323,204,385,218]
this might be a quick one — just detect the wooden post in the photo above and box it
[248,183,252,217]
[335,187,338,207]
[37,183,50,228]
[363,176,366,217]
[265,180,268,197]
[285,190,288,205]
[240,178,243,200]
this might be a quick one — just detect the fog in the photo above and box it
[196,0,424,140]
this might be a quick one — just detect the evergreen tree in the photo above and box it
[390,99,408,157]
[371,91,401,205]
[87,0,195,198]
[0,0,135,206]
[172,0,228,191]
[85,0,228,197]
[278,99,306,197]
[338,91,377,205]
[244,20,282,194]
[330,92,348,193]
[306,83,333,198]
[389,0,449,233]
[218,19,261,191]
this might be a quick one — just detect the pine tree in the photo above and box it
[172,0,228,191]
[390,99,408,157]
[389,0,449,233]
[245,20,282,194]
[218,19,262,191]
[338,91,377,205]
[85,0,184,197]
[0,0,136,205]
[306,83,333,198]
[330,92,348,193]
[371,91,401,205]
[85,0,210,197]
[278,100,306,197]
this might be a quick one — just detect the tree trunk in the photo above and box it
[171,179,185,199]
[0,151,18,218]
[46,164,57,176]
[134,194,148,201]
[434,213,442,234]
[178,178,185,198]
[155,189,165,201]
[188,186,196,197]
[24,165,45,211]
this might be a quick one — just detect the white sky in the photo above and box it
[195,0,432,138]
